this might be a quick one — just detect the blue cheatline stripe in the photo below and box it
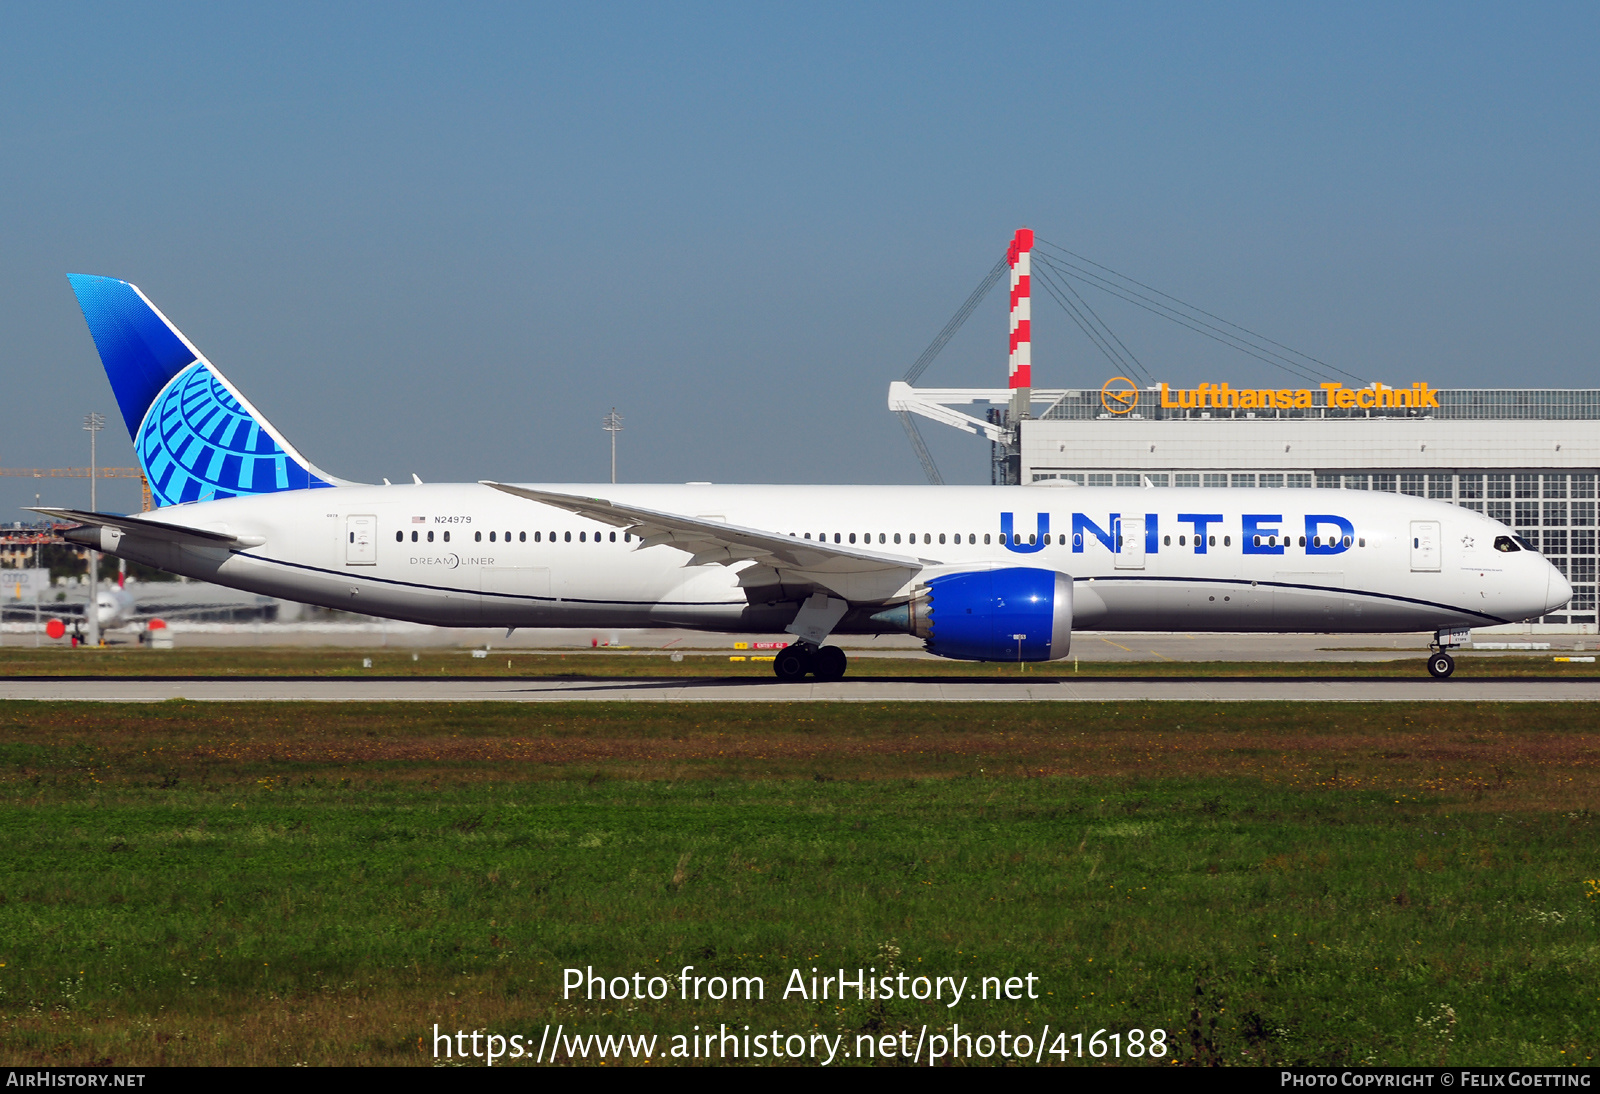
[1082,573,1512,625]
[230,552,1509,622]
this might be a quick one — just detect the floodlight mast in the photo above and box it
[83,411,105,648]
[602,408,623,484]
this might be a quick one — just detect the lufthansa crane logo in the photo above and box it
[1100,376,1140,416]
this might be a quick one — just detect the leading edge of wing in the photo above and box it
[478,482,927,588]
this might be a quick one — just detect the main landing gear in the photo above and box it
[773,642,848,682]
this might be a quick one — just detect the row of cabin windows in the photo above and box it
[395,530,634,544]
[802,532,1054,546]
[795,531,1372,549]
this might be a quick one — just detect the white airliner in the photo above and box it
[35,276,1569,680]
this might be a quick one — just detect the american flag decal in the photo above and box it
[412,516,426,523]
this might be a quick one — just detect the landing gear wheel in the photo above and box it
[1427,652,1456,680]
[773,645,812,681]
[813,645,848,681]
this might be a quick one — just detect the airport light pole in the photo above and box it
[84,412,104,648]
[602,408,623,484]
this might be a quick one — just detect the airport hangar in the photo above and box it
[892,378,1600,633]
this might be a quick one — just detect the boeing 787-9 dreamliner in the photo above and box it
[35,275,1570,680]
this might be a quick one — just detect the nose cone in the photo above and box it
[1546,562,1573,614]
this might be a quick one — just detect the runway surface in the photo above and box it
[3,674,1597,702]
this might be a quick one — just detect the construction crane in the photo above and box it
[0,468,152,511]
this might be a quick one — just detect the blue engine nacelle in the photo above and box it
[870,568,1073,662]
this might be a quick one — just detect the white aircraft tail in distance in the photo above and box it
[35,275,1570,680]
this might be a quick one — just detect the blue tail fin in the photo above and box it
[67,275,347,508]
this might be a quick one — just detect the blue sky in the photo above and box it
[3,3,1596,512]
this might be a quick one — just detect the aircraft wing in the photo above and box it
[479,482,928,602]
[27,508,265,551]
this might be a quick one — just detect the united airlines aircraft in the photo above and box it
[37,276,1570,680]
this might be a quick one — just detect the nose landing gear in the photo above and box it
[1426,627,1468,680]
[772,643,848,681]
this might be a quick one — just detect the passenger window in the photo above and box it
[1494,535,1519,552]
[1028,534,1036,545]
[1342,535,1352,548]
[1208,536,1215,547]
[412,530,418,542]
[924,534,931,544]
[534,532,541,542]
[609,531,616,542]
[834,533,841,544]
[1358,538,1366,547]
[1224,536,1230,546]
[395,531,402,542]
[1163,535,1170,546]
[893,533,900,544]
[1298,536,1305,546]
[984,534,991,544]
[580,531,586,542]
[443,531,450,543]
[849,533,857,544]
[564,532,571,542]
[804,533,812,540]
[938,533,945,544]
[880,533,886,544]
[427,530,434,542]
[1179,535,1186,546]
[520,532,527,542]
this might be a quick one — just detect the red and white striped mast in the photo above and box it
[1007,227,1034,423]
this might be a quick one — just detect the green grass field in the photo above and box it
[0,700,1596,1066]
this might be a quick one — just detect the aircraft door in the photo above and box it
[1114,517,1146,569]
[346,515,377,565]
[1410,521,1441,572]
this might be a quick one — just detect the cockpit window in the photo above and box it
[1513,535,1538,552]
[1493,535,1520,553]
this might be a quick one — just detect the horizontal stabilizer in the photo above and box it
[28,507,265,551]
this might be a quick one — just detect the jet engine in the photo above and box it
[870,568,1072,662]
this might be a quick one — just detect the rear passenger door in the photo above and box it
[346,515,377,565]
